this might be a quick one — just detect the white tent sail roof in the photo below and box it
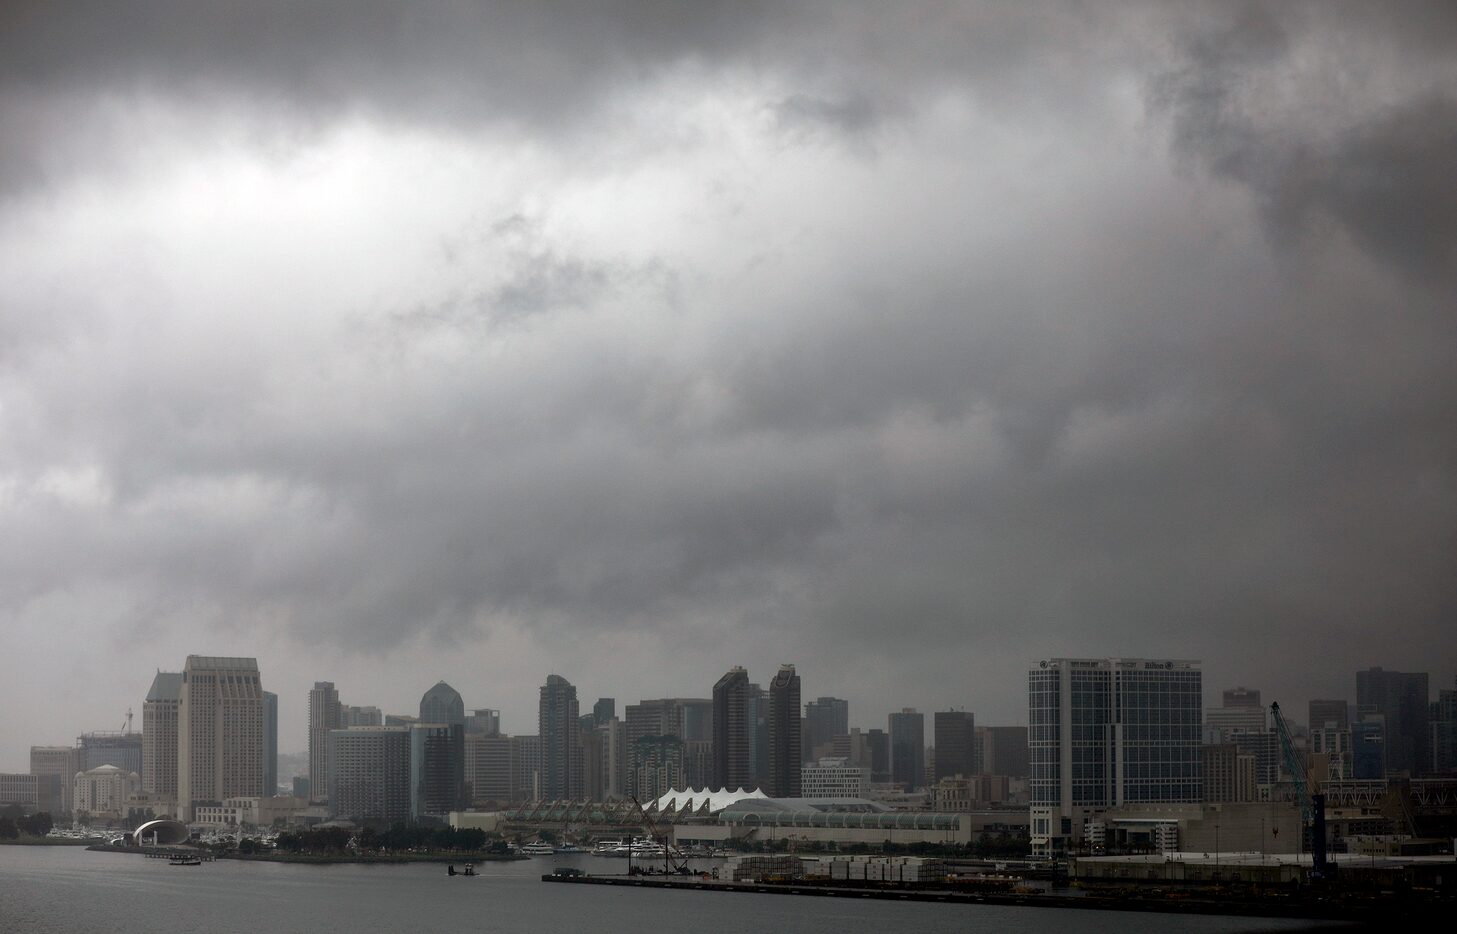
[650,787,769,814]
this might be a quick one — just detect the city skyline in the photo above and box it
[3,3,1455,774]
[5,655,1454,773]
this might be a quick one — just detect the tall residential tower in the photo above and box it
[712,667,752,790]
[767,665,801,797]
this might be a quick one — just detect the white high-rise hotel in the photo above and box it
[177,656,264,821]
[1029,658,1202,855]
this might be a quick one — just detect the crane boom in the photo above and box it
[1270,702,1309,820]
[1270,701,1330,878]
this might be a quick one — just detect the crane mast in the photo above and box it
[1270,701,1331,879]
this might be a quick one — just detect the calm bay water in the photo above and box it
[0,846,1346,933]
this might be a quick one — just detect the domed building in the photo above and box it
[419,681,465,727]
[73,765,140,819]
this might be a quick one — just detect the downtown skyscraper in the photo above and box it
[767,665,801,797]
[1357,667,1430,776]
[889,709,925,792]
[177,656,264,821]
[142,671,182,798]
[308,681,342,804]
[712,666,752,790]
[933,710,976,782]
[1028,658,1202,855]
[539,674,582,799]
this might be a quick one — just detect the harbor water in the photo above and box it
[0,846,1349,933]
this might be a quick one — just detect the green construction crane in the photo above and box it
[1270,701,1331,879]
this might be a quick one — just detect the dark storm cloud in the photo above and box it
[1153,1,1457,285]
[1,0,1455,755]
[0,1,1139,196]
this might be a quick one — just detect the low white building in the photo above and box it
[0,773,38,810]
[193,796,264,828]
[801,758,869,799]
[73,765,140,818]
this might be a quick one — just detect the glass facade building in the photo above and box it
[1029,658,1202,854]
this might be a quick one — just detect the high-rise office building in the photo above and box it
[263,691,278,797]
[419,681,466,728]
[804,697,849,761]
[866,728,891,783]
[632,734,684,800]
[77,732,143,774]
[177,656,264,821]
[410,722,466,818]
[889,709,925,792]
[1310,722,1353,780]
[767,665,801,797]
[1028,658,1202,855]
[539,675,582,799]
[581,728,605,800]
[976,726,1030,779]
[512,735,541,800]
[1230,729,1280,785]
[343,705,383,728]
[599,719,627,800]
[593,698,616,727]
[327,726,411,823]
[1356,667,1430,776]
[1223,687,1262,708]
[747,683,769,789]
[466,708,501,736]
[29,746,76,814]
[1205,699,1267,740]
[1351,712,1386,779]
[933,710,977,781]
[712,667,752,790]
[683,739,713,789]
[142,671,182,797]
[1430,682,1457,774]
[678,698,713,743]
[308,682,342,803]
[1309,699,1350,732]
[1201,743,1256,802]
[465,732,515,804]
[625,698,687,798]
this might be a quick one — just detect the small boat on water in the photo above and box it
[463,864,476,876]
[169,855,203,866]
[554,843,584,854]
[590,839,624,856]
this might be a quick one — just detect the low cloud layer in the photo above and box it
[2,2,1454,762]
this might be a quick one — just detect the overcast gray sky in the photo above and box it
[3,2,1455,769]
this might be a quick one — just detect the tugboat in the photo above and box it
[463,864,477,876]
